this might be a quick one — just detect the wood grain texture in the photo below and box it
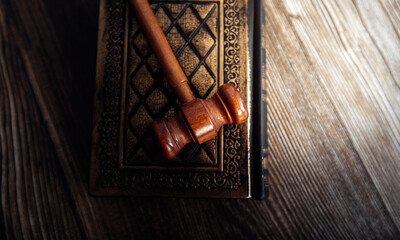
[0,0,399,239]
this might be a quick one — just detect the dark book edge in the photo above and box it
[251,0,269,199]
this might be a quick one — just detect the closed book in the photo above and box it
[90,0,268,198]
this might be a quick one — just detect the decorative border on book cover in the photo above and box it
[92,0,248,195]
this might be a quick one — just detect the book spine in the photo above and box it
[252,0,269,199]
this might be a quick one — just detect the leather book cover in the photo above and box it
[90,0,268,198]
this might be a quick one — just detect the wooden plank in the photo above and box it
[261,0,399,237]
[266,0,400,228]
[0,9,84,240]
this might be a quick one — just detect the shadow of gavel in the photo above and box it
[129,0,248,159]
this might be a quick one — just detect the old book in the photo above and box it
[90,0,268,198]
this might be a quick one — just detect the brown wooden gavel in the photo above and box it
[129,0,248,159]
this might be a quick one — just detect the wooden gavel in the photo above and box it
[129,0,248,159]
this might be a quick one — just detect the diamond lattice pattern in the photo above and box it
[124,3,219,166]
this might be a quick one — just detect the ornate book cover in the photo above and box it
[90,0,268,198]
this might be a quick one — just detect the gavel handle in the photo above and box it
[128,0,195,104]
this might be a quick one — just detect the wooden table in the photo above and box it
[1,0,399,239]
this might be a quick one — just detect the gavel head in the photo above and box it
[152,83,248,159]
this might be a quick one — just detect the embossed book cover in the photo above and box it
[90,0,268,198]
